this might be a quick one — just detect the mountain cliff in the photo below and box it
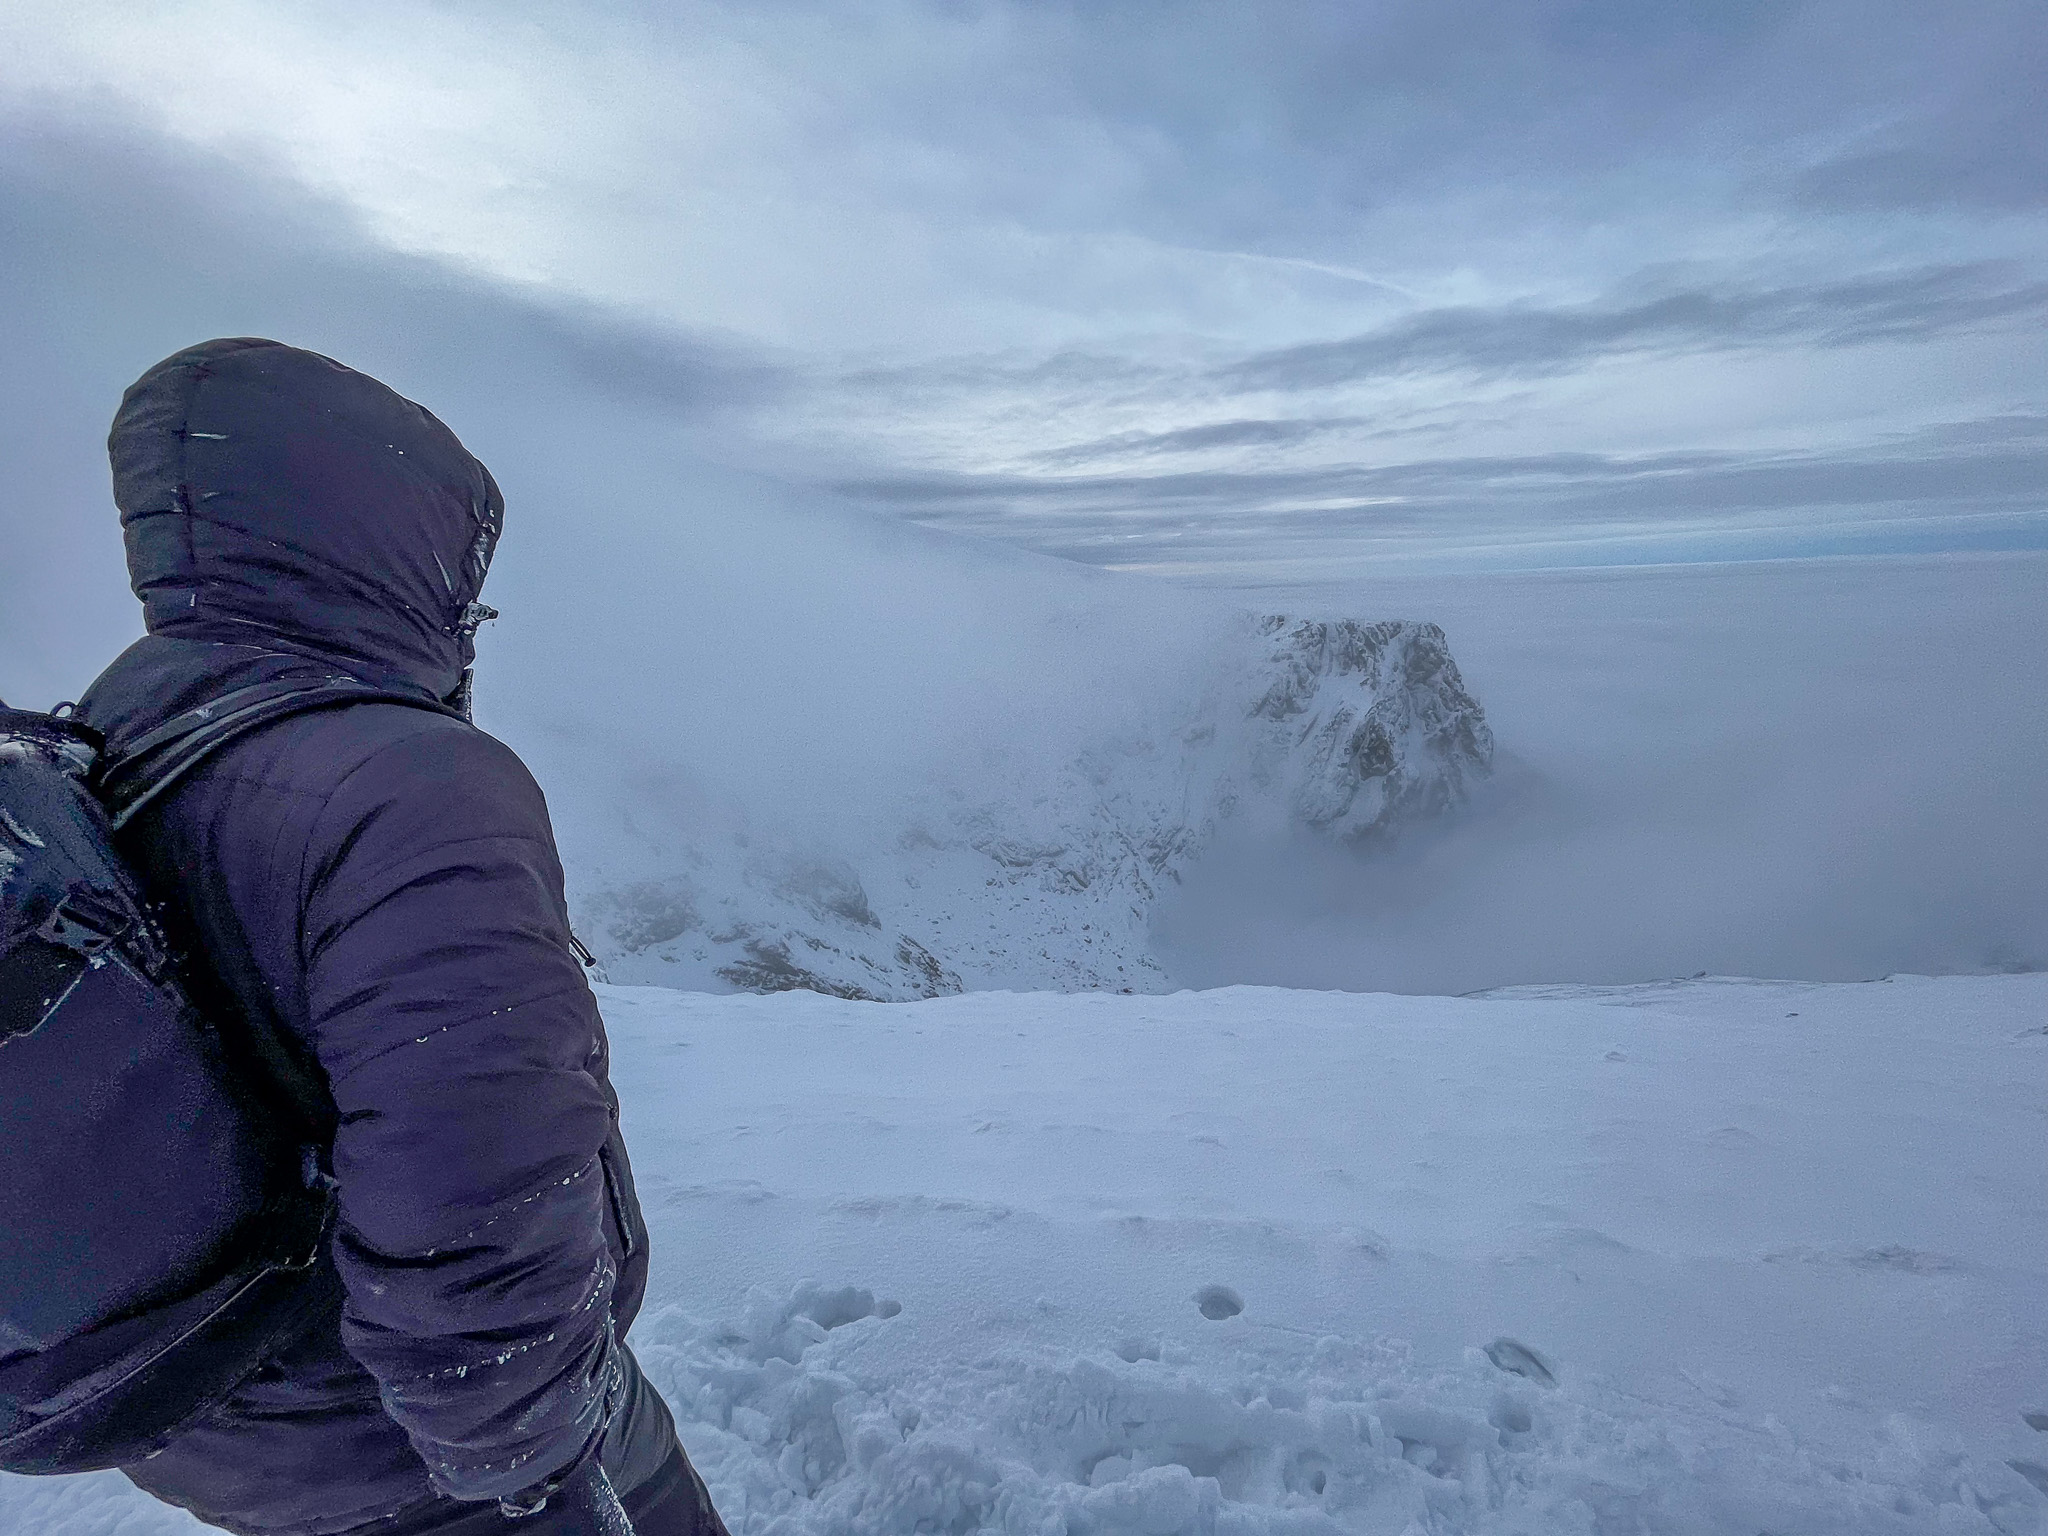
[576,615,1491,999]
[1246,616,1494,842]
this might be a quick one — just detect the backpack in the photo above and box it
[0,676,454,1475]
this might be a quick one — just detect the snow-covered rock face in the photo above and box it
[578,614,1491,999]
[1247,617,1493,843]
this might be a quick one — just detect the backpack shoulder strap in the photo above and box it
[91,675,465,1140]
[98,677,464,831]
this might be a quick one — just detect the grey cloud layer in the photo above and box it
[737,0,2047,249]
[837,416,2048,568]
[837,260,2048,459]
[801,250,2047,570]
[1028,417,1370,465]
[4,0,2045,587]
[1220,265,2048,392]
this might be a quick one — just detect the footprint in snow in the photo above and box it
[1485,1337,1557,1387]
[2008,1460,2048,1496]
[1193,1285,1243,1320]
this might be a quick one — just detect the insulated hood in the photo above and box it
[108,338,503,702]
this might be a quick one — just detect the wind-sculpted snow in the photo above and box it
[579,616,1491,999]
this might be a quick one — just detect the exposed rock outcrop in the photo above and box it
[1249,617,1493,842]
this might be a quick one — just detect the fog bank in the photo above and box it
[3,113,2039,1000]
[1160,553,2048,991]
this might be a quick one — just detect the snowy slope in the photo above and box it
[576,616,1492,1000]
[11,972,2045,1534]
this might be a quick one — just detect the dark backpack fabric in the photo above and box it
[0,702,342,1476]
[61,340,658,1532]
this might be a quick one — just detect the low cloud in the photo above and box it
[2,84,2039,1002]
[1156,553,2048,991]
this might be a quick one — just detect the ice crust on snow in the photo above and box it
[3,972,2044,1534]
[578,616,1491,1001]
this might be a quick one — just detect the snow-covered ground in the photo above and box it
[9,971,2046,1533]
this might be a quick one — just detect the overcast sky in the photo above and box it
[5,0,2044,576]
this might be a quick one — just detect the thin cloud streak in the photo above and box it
[1220,265,2048,393]
[1026,417,1370,465]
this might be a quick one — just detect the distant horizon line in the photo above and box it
[999,511,2048,587]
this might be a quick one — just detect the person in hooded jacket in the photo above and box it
[76,339,729,1535]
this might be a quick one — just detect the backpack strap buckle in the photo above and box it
[36,892,133,957]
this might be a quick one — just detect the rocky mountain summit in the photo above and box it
[1247,616,1493,842]
[579,616,1491,999]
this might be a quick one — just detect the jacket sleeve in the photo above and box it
[296,716,624,1503]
